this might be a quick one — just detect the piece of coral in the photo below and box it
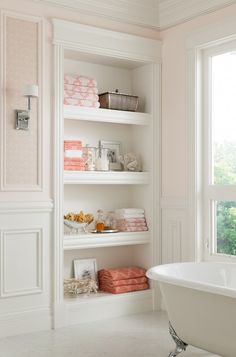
[118,152,142,171]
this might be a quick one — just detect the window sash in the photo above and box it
[202,40,236,261]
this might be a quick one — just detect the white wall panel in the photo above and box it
[0,206,52,337]
[0,229,42,297]
[161,206,189,263]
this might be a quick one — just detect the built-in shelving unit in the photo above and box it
[54,18,161,328]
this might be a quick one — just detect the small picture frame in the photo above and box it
[100,140,122,171]
[74,258,97,280]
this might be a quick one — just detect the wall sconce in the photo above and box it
[16,84,39,130]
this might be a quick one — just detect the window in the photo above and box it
[203,42,236,259]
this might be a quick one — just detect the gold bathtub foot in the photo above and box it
[168,322,188,357]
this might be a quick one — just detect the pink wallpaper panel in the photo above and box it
[4,16,39,189]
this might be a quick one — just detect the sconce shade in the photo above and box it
[23,84,39,98]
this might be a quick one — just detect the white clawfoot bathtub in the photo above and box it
[147,262,236,357]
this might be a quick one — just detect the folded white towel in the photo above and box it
[115,208,145,214]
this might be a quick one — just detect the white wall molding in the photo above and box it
[0,307,51,338]
[161,209,187,263]
[0,200,53,213]
[34,0,159,29]
[0,206,51,337]
[0,228,43,297]
[31,0,235,30]
[158,0,235,29]
[53,19,161,63]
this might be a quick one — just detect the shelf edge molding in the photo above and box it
[64,231,150,250]
[64,106,151,126]
[64,171,150,185]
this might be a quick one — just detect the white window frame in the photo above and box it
[186,19,236,263]
[202,40,236,261]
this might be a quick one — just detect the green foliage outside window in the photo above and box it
[214,142,236,255]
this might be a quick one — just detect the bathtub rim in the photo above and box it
[146,262,236,299]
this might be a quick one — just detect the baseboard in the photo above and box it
[64,290,153,326]
[0,307,52,338]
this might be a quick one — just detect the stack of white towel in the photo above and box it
[64,74,100,108]
[115,208,148,232]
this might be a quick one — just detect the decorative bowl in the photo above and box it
[64,220,88,233]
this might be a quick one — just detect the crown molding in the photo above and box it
[158,0,236,29]
[32,0,236,30]
[33,0,159,29]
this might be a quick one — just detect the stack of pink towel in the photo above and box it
[64,140,86,171]
[98,266,149,294]
[115,208,148,232]
[64,74,100,108]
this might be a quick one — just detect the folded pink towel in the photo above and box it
[64,75,98,87]
[64,90,99,101]
[116,213,145,219]
[64,98,100,108]
[117,218,146,224]
[64,84,98,94]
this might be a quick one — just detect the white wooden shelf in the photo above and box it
[64,170,149,185]
[63,289,153,324]
[64,289,152,304]
[64,105,151,125]
[64,231,150,250]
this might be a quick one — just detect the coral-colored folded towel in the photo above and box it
[64,84,98,94]
[99,283,149,294]
[99,276,147,287]
[64,90,99,101]
[64,158,85,165]
[64,140,82,150]
[64,97,100,108]
[64,75,98,87]
[98,267,146,281]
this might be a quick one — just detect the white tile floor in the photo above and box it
[0,311,219,357]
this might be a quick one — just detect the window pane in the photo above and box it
[214,201,236,255]
[212,53,236,184]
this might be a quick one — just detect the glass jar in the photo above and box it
[83,147,97,171]
[104,211,116,230]
[96,209,105,232]
[96,143,109,171]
